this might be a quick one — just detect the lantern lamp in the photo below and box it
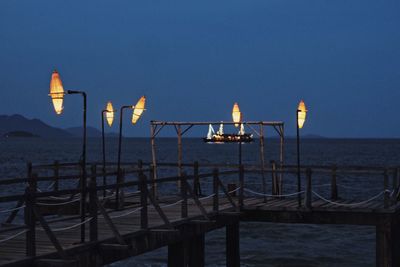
[297,100,307,129]
[232,102,242,127]
[49,70,65,115]
[105,101,114,127]
[132,96,146,124]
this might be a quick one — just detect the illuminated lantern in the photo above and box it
[132,96,146,124]
[49,70,65,115]
[105,101,114,127]
[232,102,242,127]
[297,100,307,129]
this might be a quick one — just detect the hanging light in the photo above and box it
[105,101,114,127]
[49,70,65,115]
[297,100,307,129]
[132,96,146,124]
[232,102,242,127]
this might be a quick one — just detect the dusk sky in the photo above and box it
[1,0,399,137]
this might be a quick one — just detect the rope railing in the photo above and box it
[244,188,305,198]
[36,198,81,207]
[0,230,28,244]
[312,190,388,207]
[0,205,26,213]
[38,217,93,232]
[109,207,142,219]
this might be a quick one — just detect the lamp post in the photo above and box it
[116,96,146,209]
[49,70,87,243]
[296,100,307,207]
[101,101,115,197]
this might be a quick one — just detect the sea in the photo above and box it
[1,137,400,266]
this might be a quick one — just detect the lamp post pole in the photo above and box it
[116,105,132,209]
[66,90,87,243]
[296,109,301,207]
[101,110,107,197]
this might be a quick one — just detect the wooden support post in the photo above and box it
[25,172,37,257]
[213,168,219,213]
[149,163,155,198]
[259,124,267,203]
[391,168,398,204]
[226,222,240,267]
[376,218,400,267]
[194,161,200,196]
[150,125,158,199]
[188,234,205,267]
[89,165,98,243]
[331,165,338,200]
[177,125,183,188]
[239,165,244,209]
[181,173,188,218]
[139,171,148,229]
[54,160,59,192]
[168,241,187,267]
[89,165,98,267]
[384,170,389,208]
[117,169,125,210]
[305,168,312,209]
[270,160,277,195]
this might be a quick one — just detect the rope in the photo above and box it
[40,217,93,232]
[49,195,80,200]
[198,193,216,201]
[244,188,305,197]
[36,198,80,206]
[312,190,386,207]
[0,230,28,244]
[109,207,142,219]
[0,205,26,213]
[159,199,183,208]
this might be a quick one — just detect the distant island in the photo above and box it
[3,131,39,138]
[0,114,119,138]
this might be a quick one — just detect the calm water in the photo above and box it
[1,137,400,266]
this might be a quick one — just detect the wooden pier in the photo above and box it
[0,161,399,267]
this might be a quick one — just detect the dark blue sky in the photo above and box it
[1,0,400,137]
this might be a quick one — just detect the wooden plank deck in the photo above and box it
[0,195,398,266]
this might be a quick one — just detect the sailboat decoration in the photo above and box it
[203,103,253,143]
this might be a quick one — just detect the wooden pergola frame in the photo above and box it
[149,120,285,197]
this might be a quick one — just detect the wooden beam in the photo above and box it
[226,222,240,267]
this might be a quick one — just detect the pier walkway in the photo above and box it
[0,162,399,267]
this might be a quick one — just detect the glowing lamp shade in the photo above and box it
[105,101,114,127]
[49,70,65,115]
[232,102,242,127]
[132,96,146,124]
[297,100,307,129]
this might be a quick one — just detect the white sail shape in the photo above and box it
[239,124,245,135]
[217,124,224,135]
[207,124,215,139]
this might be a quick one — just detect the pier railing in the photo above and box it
[0,160,399,260]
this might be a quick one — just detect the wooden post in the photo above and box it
[118,169,125,210]
[188,234,205,267]
[259,124,267,202]
[305,168,312,209]
[193,161,200,196]
[376,218,400,267]
[89,165,98,243]
[25,172,37,257]
[139,172,148,229]
[177,125,183,185]
[89,165,98,266]
[270,160,277,195]
[181,173,188,218]
[331,165,338,200]
[54,160,59,192]
[168,241,187,267]
[150,125,158,199]
[149,163,155,197]
[226,222,240,267]
[384,170,389,208]
[239,165,244,209]
[213,168,219,213]
[391,168,398,204]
